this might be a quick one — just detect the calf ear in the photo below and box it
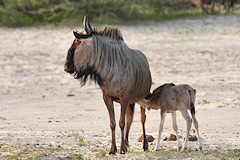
[73,31,91,39]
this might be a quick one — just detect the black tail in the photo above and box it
[129,103,135,115]
[190,102,195,115]
[188,90,196,115]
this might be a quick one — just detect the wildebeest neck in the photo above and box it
[64,42,76,74]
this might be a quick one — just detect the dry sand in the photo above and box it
[0,15,239,159]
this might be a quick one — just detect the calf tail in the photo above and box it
[188,89,196,115]
[190,101,195,115]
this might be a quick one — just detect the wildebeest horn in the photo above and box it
[87,18,93,32]
[73,31,91,39]
[83,16,91,35]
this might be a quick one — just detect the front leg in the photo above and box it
[102,92,117,154]
[140,106,148,151]
[119,98,128,154]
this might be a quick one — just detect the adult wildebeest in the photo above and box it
[64,16,152,154]
[138,83,202,152]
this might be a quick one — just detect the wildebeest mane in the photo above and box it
[93,26,123,41]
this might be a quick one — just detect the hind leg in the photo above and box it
[155,110,166,151]
[119,98,129,154]
[179,108,192,152]
[125,103,135,147]
[191,113,203,151]
[172,111,182,151]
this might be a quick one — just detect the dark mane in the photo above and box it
[94,26,123,41]
[74,65,103,87]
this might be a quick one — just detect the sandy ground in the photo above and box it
[0,15,240,159]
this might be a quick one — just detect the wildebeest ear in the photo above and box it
[73,31,91,39]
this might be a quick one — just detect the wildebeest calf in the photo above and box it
[138,83,202,152]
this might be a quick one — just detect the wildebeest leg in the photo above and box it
[125,103,135,147]
[103,94,117,154]
[180,108,192,152]
[191,112,203,151]
[171,111,182,151]
[119,98,128,154]
[155,110,166,151]
[140,106,148,151]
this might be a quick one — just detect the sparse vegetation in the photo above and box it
[0,136,239,159]
[0,142,7,147]
[202,99,210,104]
[77,141,86,147]
[15,68,31,73]
[0,116,6,120]
[67,154,83,159]
[91,147,106,157]
[198,99,211,104]
[71,130,84,142]
[124,146,240,159]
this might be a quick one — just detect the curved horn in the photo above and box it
[87,18,93,32]
[83,16,91,35]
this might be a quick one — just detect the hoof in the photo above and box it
[199,146,203,151]
[108,146,117,155]
[120,145,127,154]
[177,147,182,152]
[109,151,116,155]
[181,147,187,152]
[142,143,148,151]
[143,146,148,152]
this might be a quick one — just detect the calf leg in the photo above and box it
[180,109,192,152]
[140,106,148,151]
[103,94,117,154]
[125,103,135,147]
[171,111,182,151]
[155,110,166,151]
[191,113,203,151]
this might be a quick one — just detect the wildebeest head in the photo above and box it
[64,16,94,75]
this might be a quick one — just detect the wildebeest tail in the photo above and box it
[129,103,135,115]
[188,89,196,115]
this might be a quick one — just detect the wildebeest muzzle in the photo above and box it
[64,42,76,74]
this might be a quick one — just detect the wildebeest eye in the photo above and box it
[75,39,81,44]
